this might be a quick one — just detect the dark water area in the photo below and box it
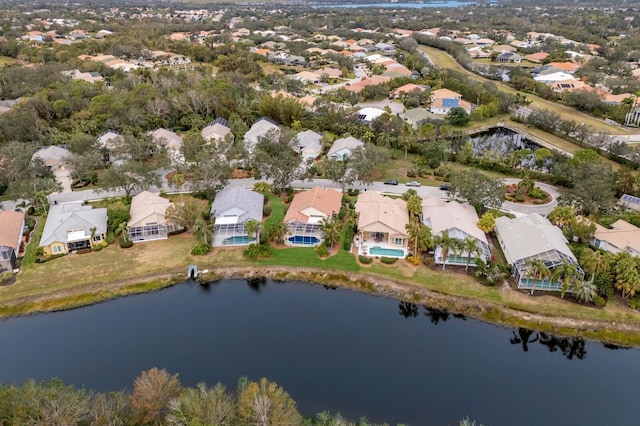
[0,279,638,425]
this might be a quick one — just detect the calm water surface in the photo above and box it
[0,279,638,425]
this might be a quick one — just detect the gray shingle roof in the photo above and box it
[40,203,108,247]
[210,187,263,224]
[494,213,575,265]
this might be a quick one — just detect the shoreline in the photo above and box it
[2,265,640,347]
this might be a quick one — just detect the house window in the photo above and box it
[1,251,8,260]
[394,237,404,245]
[93,234,102,242]
[52,245,63,253]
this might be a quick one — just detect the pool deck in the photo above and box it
[356,238,407,258]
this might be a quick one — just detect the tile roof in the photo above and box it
[284,187,342,224]
[355,191,408,236]
[0,210,24,249]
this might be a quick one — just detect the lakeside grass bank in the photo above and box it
[3,234,640,347]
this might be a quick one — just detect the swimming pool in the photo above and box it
[223,236,255,245]
[369,246,405,257]
[288,235,320,245]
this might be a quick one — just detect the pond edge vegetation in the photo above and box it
[2,264,640,348]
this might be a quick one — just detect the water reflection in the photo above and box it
[396,302,466,323]
[397,302,591,360]
[510,328,587,360]
[246,277,267,292]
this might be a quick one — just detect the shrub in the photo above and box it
[338,206,347,219]
[406,255,421,265]
[380,256,398,264]
[119,239,134,249]
[342,226,354,251]
[190,244,211,255]
[593,295,607,307]
[243,243,273,260]
[347,189,360,196]
[315,243,329,258]
[528,187,547,199]
[92,241,107,252]
[359,255,373,264]
[105,232,115,244]
[263,204,272,217]
[0,271,14,284]
[168,227,186,236]
[406,170,416,178]
[341,194,351,205]
[514,193,525,202]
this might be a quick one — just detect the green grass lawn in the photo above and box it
[259,246,360,272]
[264,193,285,233]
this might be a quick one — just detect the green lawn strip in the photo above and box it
[264,193,285,232]
[259,247,360,272]
[21,215,45,267]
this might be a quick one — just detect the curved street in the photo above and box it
[48,176,559,216]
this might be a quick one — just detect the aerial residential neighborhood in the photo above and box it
[3,0,640,424]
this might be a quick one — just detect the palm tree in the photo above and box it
[406,221,432,256]
[524,258,550,295]
[433,230,456,270]
[192,218,207,245]
[268,219,288,245]
[580,249,610,284]
[319,216,341,250]
[574,281,597,304]
[244,219,262,243]
[116,222,129,244]
[552,262,579,298]
[404,193,423,222]
[462,236,482,271]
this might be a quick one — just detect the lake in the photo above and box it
[0,279,638,425]
[314,1,476,9]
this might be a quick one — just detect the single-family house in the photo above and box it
[592,219,640,257]
[148,129,183,163]
[429,88,472,115]
[401,107,443,128]
[39,203,107,256]
[0,210,25,272]
[619,193,640,212]
[201,117,233,143]
[533,71,577,84]
[356,107,385,124]
[244,118,280,154]
[127,191,176,243]
[327,136,364,161]
[345,75,391,94]
[290,71,321,84]
[390,83,429,99]
[494,213,583,293]
[314,67,342,79]
[284,186,342,246]
[524,52,549,63]
[355,191,409,258]
[495,52,522,63]
[97,130,123,163]
[210,187,264,246]
[547,61,580,74]
[31,145,71,171]
[295,130,323,163]
[422,197,490,267]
